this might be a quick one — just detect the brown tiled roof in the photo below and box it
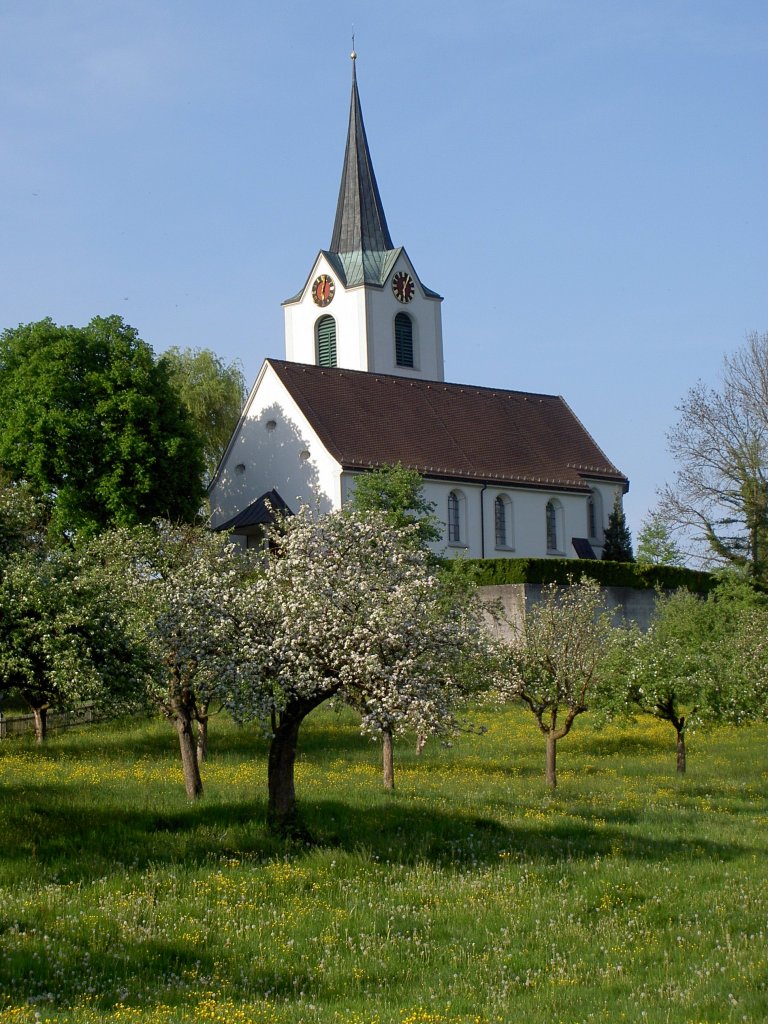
[269,360,628,493]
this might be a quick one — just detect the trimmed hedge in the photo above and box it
[461,557,715,593]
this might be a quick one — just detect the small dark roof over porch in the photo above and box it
[213,489,293,533]
[571,537,598,559]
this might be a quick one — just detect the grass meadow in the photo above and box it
[0,704,766,1024]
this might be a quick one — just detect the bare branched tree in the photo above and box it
[659,331,768,581]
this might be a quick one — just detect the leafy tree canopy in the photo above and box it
[623,578,768,772]
[348,462,441,547]
[91,519,262,798]
[0,477,50,563]
[0,537,149,738]
[0,317,205,539]
[636,510,683,566]
[227,506,496,828]
[660,331,768,581]
[160,346,245,483]
[496,579,626,788]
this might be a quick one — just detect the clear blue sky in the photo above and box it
[2,1,766,539]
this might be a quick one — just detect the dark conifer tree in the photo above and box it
[602,494,634,562]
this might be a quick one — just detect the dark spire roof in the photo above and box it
[330,54,394,256]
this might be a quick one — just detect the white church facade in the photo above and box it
[208,54,628,559]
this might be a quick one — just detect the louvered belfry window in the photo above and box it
[316,316,337,367]
[395,313,414,368]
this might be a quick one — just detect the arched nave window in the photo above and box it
[587,490,603,541]
[447,489,466,545]
[494,494,513,549]
[546,499,564,553]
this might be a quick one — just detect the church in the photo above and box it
[208,54,628,559]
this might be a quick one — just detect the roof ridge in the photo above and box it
[268,358,562,402]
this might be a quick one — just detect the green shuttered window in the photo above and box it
[395,313,414,368]
[316,316,337,367]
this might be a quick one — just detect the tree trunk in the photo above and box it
[196,701,209,764]
[676,727,686,774]
[175,710,203,799]
[415,733,427,756]
[267,693,335,833]
[545,733,557,789]
[268,710,304,832]
[382,728,395,790]
[33,706,48,745]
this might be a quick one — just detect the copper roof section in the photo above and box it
[330,55,394,257]
[268,360,628,493]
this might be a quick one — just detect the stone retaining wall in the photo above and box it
[479,583,659,641]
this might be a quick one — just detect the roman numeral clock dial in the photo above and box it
[392,271,415,303]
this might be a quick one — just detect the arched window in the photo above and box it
[394,313,414,368]
[316,316,337,367]
[587,489,603,540]
[546,499,563,553]
[495,494,513,549]
[447,490,465,545]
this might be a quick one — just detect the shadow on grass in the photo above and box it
[0,914,372,1015]
[0,782,757,887]
[0,927,326,1014]
[298,798,755,865]
[440,754,551,780]
[17,712,373,764]
[575,732,671,758]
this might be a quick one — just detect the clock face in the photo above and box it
[312,274,335,307]
[392,270,415,304]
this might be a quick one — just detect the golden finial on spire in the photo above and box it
[351,29,356,61]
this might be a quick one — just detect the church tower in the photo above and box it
[282,52,444,381]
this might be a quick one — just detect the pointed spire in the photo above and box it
[330,52,394,255]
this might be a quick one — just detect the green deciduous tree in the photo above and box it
[348,463,441,547]
[94,520,261,799]
[636,510,684,566]
[623,580,765,773]
[161,346,245,483]
[660,331,768,581]
[726,599,768,722]
[227,507,495,830]
[497,580,625,789]
[0,317,205,538]
[602,494,634,562]
[0,478,49,562]
[0,540,146,742]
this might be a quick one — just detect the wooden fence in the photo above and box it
[0,703,98,740]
